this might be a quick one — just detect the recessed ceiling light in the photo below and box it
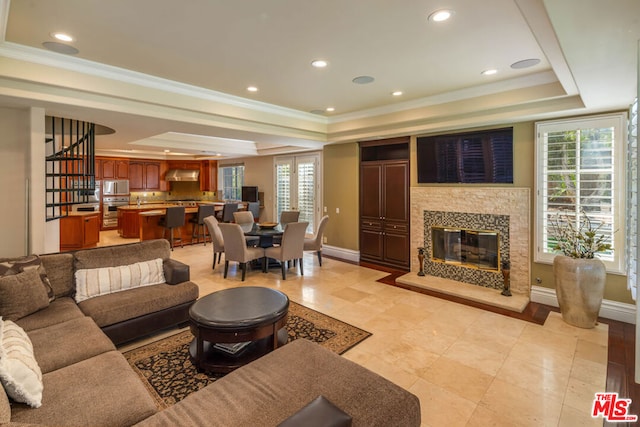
[428,9,454,22]
[392,91,403,96]
[247,86,258,92]
[326,107,335,112]
[52,32,73,42]
[164,149,171,153]
[481,69,498,76]
[311,59,328,68]
[352,76,375,84]
[511,58,541,69]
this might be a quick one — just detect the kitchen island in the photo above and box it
[118,203,225,241]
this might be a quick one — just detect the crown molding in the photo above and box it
[0,41,327,124]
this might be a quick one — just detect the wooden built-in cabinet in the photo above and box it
[96,157,129,180]
[199,160,217,191]
[359,138,410,270]
[129,161,164,191]
[60,214,101,251]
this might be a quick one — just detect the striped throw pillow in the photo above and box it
[0,318,43,408]
[74,258,165,303]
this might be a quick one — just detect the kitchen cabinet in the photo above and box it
[359,138,410,270]
[60,213,101,251]
[166,160,201,170]
[129,161,163,190]
[96,157,129,180]
[199,160,218,191]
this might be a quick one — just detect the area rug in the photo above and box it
[123,301,371,409]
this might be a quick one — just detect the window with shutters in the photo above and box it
[218,164,244,201]
[274,154,321,234]
[535,113,626,273]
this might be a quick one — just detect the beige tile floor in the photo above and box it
[102,232,608,427]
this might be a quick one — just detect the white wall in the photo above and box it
[0,106,57,257]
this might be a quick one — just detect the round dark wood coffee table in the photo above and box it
[188,286,289,373]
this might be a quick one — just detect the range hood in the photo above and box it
[165,169,200,182]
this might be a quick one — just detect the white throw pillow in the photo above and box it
[0,317,43,408]
[74,258,165,303]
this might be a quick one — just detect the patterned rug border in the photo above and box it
[123,301,371,409]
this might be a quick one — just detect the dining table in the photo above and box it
[241,222,283,248]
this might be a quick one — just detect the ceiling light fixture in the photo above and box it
[311,59,328,68]
[481,68,498,76]
[392,91,403,96]
[428,9,454,22]
[247,86,258,92]
[52,32,73,42]
[42,42,79,55]
[326,107,335,112]
[164,149,171,153]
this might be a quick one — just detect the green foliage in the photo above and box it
[549,211,612,259]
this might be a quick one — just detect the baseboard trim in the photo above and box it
[531,285,636,324]
[322,245,359,263]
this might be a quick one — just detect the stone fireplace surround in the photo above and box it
[409,187,531,297]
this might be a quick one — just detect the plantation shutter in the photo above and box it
[275,162,291,222]
[535,114,626,273]
[297,159,316,234]
[219,164,244,200]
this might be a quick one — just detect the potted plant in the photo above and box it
[549,211,611,328]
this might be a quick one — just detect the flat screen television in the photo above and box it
[417,127,513,184]
[241,186,259,202]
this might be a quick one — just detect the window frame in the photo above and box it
[534,113,627,274]
[217,163,245,201]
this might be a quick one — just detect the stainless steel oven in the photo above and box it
[103,196,129,228]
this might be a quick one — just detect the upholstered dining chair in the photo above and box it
[218,223,266,281]
[247,202,260,221]
[233,211,260,246]
[203,216,225,270]
[304,215,329,266]
[274,210,300,245]
[264,222,308,280]
[158,206,185,250]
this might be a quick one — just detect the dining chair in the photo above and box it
[217,203,238,223]
[218,223,266,281]
[264,222,308,280]
[158,206,185,250]
[189,204,215,245]
[274,210,300,245]
[233,211,260,246]
[304,215,329,266]
[204,216,225,270]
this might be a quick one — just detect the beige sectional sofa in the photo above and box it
[0,239,420,426]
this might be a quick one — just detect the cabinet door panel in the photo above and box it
[145,162,161,189]
[383,232,410,267]
[83,215,100,246]
[360,164,382,219]
[383,162,409,222]
[360,229,383,260]
[129,162,144,190]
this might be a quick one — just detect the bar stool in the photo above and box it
[216,203,238,223]
[190,204,215,245]
[159,206,185,250]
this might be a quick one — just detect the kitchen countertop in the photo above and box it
[66,211,100,217]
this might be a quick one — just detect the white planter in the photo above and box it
[553,255,606,328]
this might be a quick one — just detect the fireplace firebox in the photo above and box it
[431,226,499,271]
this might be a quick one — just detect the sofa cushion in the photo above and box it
[0,254,55,302]
[0,318,43,408]
[15,297,84,332]
[0,380,9,424]
[134,338,421,427]
[39,252,75,298]
[74,258,166,303]
[74,239,171,271]
[10,351,158,426]
[28,317,116,374]
[79,282,199,328]
[0,269,50,321]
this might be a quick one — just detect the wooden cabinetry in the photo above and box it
[199,160,218,191]
[60,213,101,251]
[129,161,163,190]
[359,138,410,270]
[96,157,129,180]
